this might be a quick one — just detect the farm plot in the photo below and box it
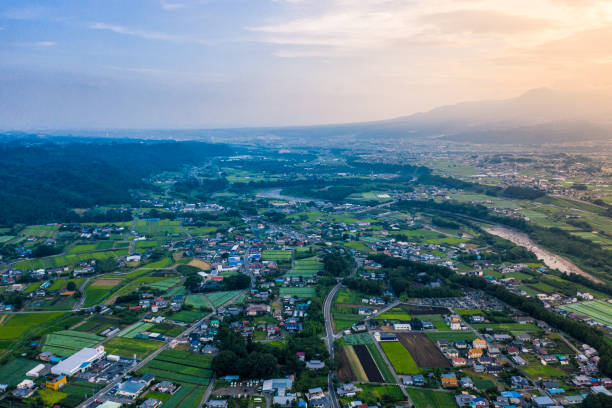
[139,349,213,387]
[398,333,450,368]
[205,290,242,307]
[379,307,412,321]
[344,345,367,382]
[336,346,357,382]
[168,309,206,323]
[185,294,210,308]
[104,337,162,360]
[0,312,65,340]
[406,388,455,408]
[59,380,104,407]
[380,342,421,375]
[118,322,155,338]
[279,287,316,298]
[286,258,322,277]
[262,249,292,261]
[353,344,384,383]
[0,358,40,386]
[366,344,395,383]
[560,300,612,326]
[42,330,104,356]
[146,278,180,291]
[162,384,207,408]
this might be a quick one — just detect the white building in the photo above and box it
[26,364,45,378]
[51,346,105,376]
[393,323,411,331]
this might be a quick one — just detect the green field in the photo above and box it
[118,322,155,338]
[406,388,455,408]
[261,249,292,261]
[380,342,421,374]
[0,312,65,340]
[0,358,40,386]
[279,287,316,298]
[104,337,162,360]
[205,290,242,308]
[185,294,210,308]
[379,308,412,321]
[522,365,566,377]
[48,278,85,291]
[286,257,323,277]
[14,249,128,270]
[343,333,373,345]
[560,300,612,326]
[168,309,206,323]
[356,384,404,405]
[42,330,104,356]
[472,323,541,332]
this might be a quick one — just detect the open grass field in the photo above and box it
[380,342,421,374]
[205,290,242,307]
[279,287,316,298]
[333,312,362,331]
[522,365,566,378]
[83,284,116,308]
[406,388,455,408]
[398,333,450,368]
[168,309,206,323]
[42,330,103,356]
[104,337,162,360]
[0,312,65,340]
[0,358,40,386]
[262,249,292,261]
[560,300,612,326]
[379,308,412,321]
[152,323,184,337]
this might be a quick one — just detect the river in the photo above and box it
[483,225,602,283]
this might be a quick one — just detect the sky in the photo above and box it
[2,0,612,129]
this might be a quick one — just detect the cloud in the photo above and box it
[34,41,56,47]
[160,1,186,10]
[421,9,554,34]
[2,6,45,20]
[90,22,215,45]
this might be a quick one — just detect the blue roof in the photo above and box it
[501,391,522,398]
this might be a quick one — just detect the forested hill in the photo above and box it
[0,139,232,225]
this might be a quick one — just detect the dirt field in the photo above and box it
[188,259,211,270]
[336,347,356,382]
[91,278,122,287]
[345,346,367,382]
[398,333,450,368]
[353,344,384,382]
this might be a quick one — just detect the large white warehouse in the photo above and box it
[51,346,105,376]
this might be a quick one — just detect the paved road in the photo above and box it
[73,277,92,310]
[199,373,217,407]
[78,289,247,408]
[323,283,341,408]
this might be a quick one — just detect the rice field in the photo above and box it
[561,300,612,326]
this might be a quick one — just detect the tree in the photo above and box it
[66,281,77,291]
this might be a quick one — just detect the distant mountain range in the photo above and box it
[4,88,611,145]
